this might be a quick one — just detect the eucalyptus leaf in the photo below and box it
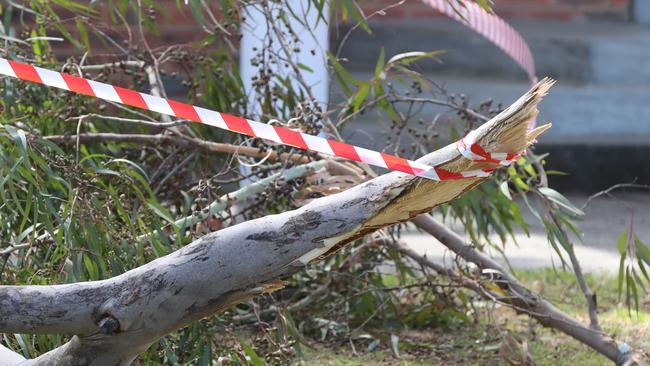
[390,334,400,358]
[538,187,585,217]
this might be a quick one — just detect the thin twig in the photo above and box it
[79,61,146,71]
[581,182,650,211]
[334,0,406,59]
[153,151,197,194]
[0,243,30,256]
[392,95,490,122]
[65,114,191,128]
[42,132,311,164]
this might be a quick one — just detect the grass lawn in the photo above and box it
[299,269,649,365]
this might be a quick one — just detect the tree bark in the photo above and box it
[0,80,552,365]
[0,345,25,364]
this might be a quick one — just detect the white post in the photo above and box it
[239,0,330,113]
[237,0,330,186]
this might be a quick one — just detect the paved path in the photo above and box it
[401,193,650,274]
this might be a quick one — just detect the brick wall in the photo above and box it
[7,2,223,58]
[363,0,631,21]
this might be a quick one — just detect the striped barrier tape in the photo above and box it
[424,0,538,129]
[457,130,519,165]
[0,57,517,181]
[424,0,536,84]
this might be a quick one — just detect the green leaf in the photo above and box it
[30,29,43,59]
[327,52,354,95]
[187,0,206,26]
[14,334,32,358]
[52,0,95,14]
[352,82,371,112]
[374,83,399,121]
[635,235,650,265]
[386,50,445,67]
[637,256,650,287]
[83,254,99,279]
[617,230,628,255]
[240,341,264,366]
[297,62,314,73]
[75,18,91,54]
[617,254,626,300]
[499,181,512,200]
[475,0,492,11]
[508,166,529,191]
[5,125,27,157]
[538,187,585,217]
[390,334,400,358]
[627,268,639,313]
[106,158,150,182]
[341,0,371,33]
[374,48,385,79]
[146,200,175,224]
[367,338,380,352]
[544,170,569,176]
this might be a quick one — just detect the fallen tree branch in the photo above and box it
[410,214,637,366]
[0,80,552,365]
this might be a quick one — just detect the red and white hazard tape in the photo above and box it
[423,0,536,84]
[0,57,517,180]
[457,130,519,166]
[424,0,538,129]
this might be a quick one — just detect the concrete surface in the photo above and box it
[400,193,650,274]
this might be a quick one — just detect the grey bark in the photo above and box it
[0,345,25,364]
[0,80,553,365]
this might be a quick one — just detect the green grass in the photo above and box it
[299,268,649,365]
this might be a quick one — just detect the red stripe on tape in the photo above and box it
[273,126,308,150]
[328,140,361,162]
[435,167,464,180]
[167,100,201,121]
[381,153,415,175]
[114,87,148,110]
[61,74,95,96]
[8,61,41,84]
[222,114,255,136]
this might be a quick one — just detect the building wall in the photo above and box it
[7,0,634,58]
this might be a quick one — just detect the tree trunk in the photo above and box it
[0,80,552,365]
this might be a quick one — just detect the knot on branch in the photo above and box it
[97,314,120,335]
